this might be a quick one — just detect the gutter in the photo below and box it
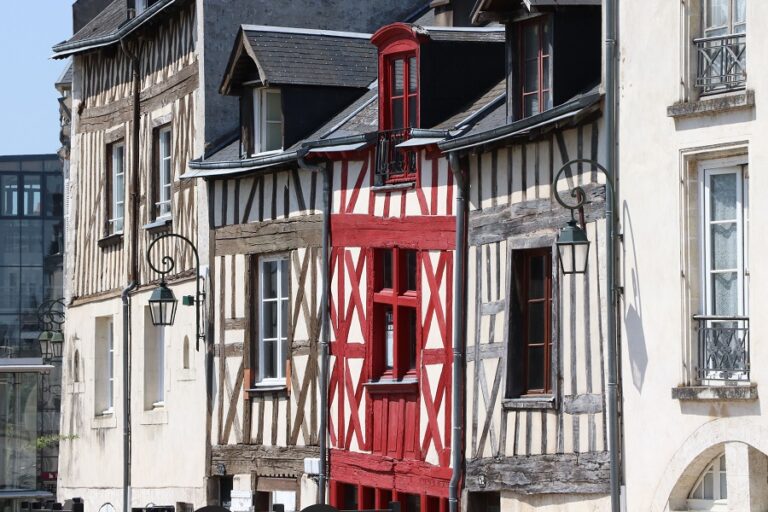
[51,0,176,59]
[447,152,467,512]
[297,152,330,504]
[121,281,137,512]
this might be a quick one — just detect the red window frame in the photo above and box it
[519,248,553,395]
[519,16,552,118]
[370,247,420,380]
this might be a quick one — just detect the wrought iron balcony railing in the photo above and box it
[375,128,417,185]
[694,33,746,94]
[695,315,749,382]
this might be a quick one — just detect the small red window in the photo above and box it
[520,16,553,118]
[372,247,419,379]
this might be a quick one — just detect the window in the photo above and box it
[507,248,553,396]
[94,316,114,415]
[696,0,746,93]
[144,307,165,409]
[253,88,283,154]
[256,257,289,384]
[376,54,418,183]
[154,126,172,219]
[107,142,125,234]
[183,335,190,369]
[697,159,749,381]
[520,16,553,118]
[688,453,727,510]
[1,175,18,216]
[372,248,418,379]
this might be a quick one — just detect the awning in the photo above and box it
[395,137,444,148]
[0,364,55,373]
[0,490,55,499]
[307,141,371,153]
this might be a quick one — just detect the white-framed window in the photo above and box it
[688,453,727,510]
[257,256,289,384]
[155,126,172,219]
[109,142,125,234]
[704,0,746,37]
[698,157,749,380]
[94,316,114,415]
[144,307,165,409]
[253,88,283,154]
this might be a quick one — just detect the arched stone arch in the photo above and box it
[651,417,768,511]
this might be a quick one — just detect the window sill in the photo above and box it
[671,383,758,401]
[667,89,754,119]
[247,383,288,396]
[140,406,168,425]
[372,181,415,193]
[364,377,419,394]
[143,217,172,234]
[91,412,117,429]
[502,395,556,410]
[98,233,123,249]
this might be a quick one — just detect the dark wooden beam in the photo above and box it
[210,444,319,477]
[214,215,323,255]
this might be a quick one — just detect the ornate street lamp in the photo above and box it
[556,219,590,275]
[146,233,205,349]
[37,298,65,362]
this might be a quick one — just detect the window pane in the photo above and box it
[0,221,20,265]
[265,91,282,122]
[280,258,289,296]
[529,255,546,299]
[0,268,20,314]
[392,98,404,129]
[523,23,539,60]
[712,271,738,315]
[711,222,737,269]
[406,308,417,370]
[23,175,41,216]
[44,174,63,217]
[403,250,417,291]
[408,56,417,93]
[280,299,288,340]
[408,96,417,128]
[1,175,18,216]
[542,56,551,92]
[262,339,276,379]
[527,346,545,390]
[380,250,393,290]
[263,261,278,298]
[44,220,64,257]
[707,0,728,29]
[720,471,727,499]
[19,220,43,266]
[703,472,714,499]
[265,122,282,151]
[734,0,746,25]
[524,94,539,118]
[710,173,737,221]
[263,301,278,340]
[21,270,43,312]
[392,59,404,95]
[385,308,394,370]
[0,315,22,356]
[524,59,539,92]
[528,302,545,342]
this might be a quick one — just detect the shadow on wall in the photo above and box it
[622,201,648,392]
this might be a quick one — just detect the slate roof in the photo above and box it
[221,26,377,93]
[434,79,506,130]
[52,0,178,58]
[418,25,505,42]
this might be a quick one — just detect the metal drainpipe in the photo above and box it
[605,0,622,510]
[298,155,330,504]
[447,152,467,512]
[120,37,141,512]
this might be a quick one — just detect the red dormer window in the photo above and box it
[372,24,422,184]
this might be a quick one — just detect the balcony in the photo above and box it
[694,33,746,94]
[695,315,749,382]
[375,129,417,185]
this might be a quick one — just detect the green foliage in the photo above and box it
[32,433,78,450]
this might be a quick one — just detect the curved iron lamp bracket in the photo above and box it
[146,232,206,350]
[552,158,615,214]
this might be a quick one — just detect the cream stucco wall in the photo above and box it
[58,281,207,510]
[619,0,768,510]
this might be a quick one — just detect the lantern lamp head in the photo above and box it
[556,220,590,275]
[149,281,178,326]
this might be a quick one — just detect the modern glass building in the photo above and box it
[0,154,64,511]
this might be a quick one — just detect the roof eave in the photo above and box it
[51,0,177,59]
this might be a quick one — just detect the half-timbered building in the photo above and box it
[440,1,611,510]
[182,25,379,512]
[51,0,428,510]
[298,23,506,512]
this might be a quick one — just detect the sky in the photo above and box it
[0,2,73,156]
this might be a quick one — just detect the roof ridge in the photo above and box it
[240,24,371,39]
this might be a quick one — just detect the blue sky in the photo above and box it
[0,2,73,156]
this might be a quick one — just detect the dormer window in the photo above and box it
[520,16,553,118]
[253,88,283,154]
[387,55,418,130]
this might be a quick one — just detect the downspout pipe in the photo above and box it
[120,37,141,512]
[447,152,467,512]
[298,154,330,504]
[121,281,137,512]
[605,0,622,510]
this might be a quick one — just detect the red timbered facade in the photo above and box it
[310,23,505,512]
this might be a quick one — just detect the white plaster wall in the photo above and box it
[58,280,207,509]
[619,1,768,510]
[500,492,610,512]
